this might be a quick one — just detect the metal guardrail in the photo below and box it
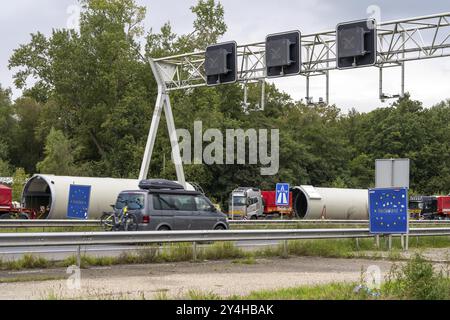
[0,228,371,247]
[230,219,450,225]
[0,228,449,248]
[1,219,450,229]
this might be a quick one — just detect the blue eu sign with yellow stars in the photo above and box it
[67,185,91,220]
[369,188,409,234]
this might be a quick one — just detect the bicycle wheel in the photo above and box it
[124,213,139,231]
[100,212,115,231]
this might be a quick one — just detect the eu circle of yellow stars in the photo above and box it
[68,185,91,219]
[370,189,407,232]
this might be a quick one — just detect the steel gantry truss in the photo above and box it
[151,12,450,101]
[139,12,450,183]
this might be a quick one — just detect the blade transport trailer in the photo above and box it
[0,184,35,219]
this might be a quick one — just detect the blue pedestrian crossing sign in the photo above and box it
[369,188,409,234]
[276,183,290,206]
[67,185,91,220]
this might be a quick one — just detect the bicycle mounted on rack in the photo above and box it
[100,205,139,231]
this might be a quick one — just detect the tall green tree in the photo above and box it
[9,0,153,178]
[37,128,79,176]
[0,86,14,176]
[8,98,44,173]
[11,168,28,201]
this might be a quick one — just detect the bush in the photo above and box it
[384,254,450,300]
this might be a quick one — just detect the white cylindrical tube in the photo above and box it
[22,175,195,219]
[292,185,369,220]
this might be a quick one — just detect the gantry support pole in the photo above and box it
[139,59,186,189]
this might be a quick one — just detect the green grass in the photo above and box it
[241,283,365,300]
[0,227,102,233]
[232,257,257,265]
[166,282,376,300]
[0,275,65,283]
[0,254,51,270]
[384,254,450,300]
[200,242,247,261]
[173,254,450,300]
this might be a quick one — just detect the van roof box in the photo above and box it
[139,179,185,191]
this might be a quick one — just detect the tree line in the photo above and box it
[1,0,450,206]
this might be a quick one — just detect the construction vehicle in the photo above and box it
[228,187,294,220]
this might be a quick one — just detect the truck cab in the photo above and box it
[229,187,264,220]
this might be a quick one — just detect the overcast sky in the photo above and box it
[1,0,449,112]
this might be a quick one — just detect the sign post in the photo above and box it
[370,159,411,250]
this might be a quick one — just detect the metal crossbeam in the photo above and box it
[152,12,450,91]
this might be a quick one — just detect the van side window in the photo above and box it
[116,194,145,210]
[195,196,212,212]
[153,194,197,211]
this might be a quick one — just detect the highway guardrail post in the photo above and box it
[355,238,360,250]
[76,245,81,268]
[193,242,197,261]
[388,235,393,251]
[282,240,288,257]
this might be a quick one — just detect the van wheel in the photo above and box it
[214,225,226,230]
[158,226,170,231]
[250,215,258,220]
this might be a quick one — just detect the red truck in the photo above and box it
[410,195,450,220]
[0,184,33,219]
[261,191,294,218]
[229,188,295,219]
[437,196,450,216]
[420,195,450,219]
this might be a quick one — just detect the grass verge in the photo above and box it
[1,235,450,272]
[169,254,450,300]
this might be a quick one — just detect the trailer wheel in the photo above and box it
[0,213,11,219]
[18,213,29,220]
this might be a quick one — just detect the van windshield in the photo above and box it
[116,193,145,210]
